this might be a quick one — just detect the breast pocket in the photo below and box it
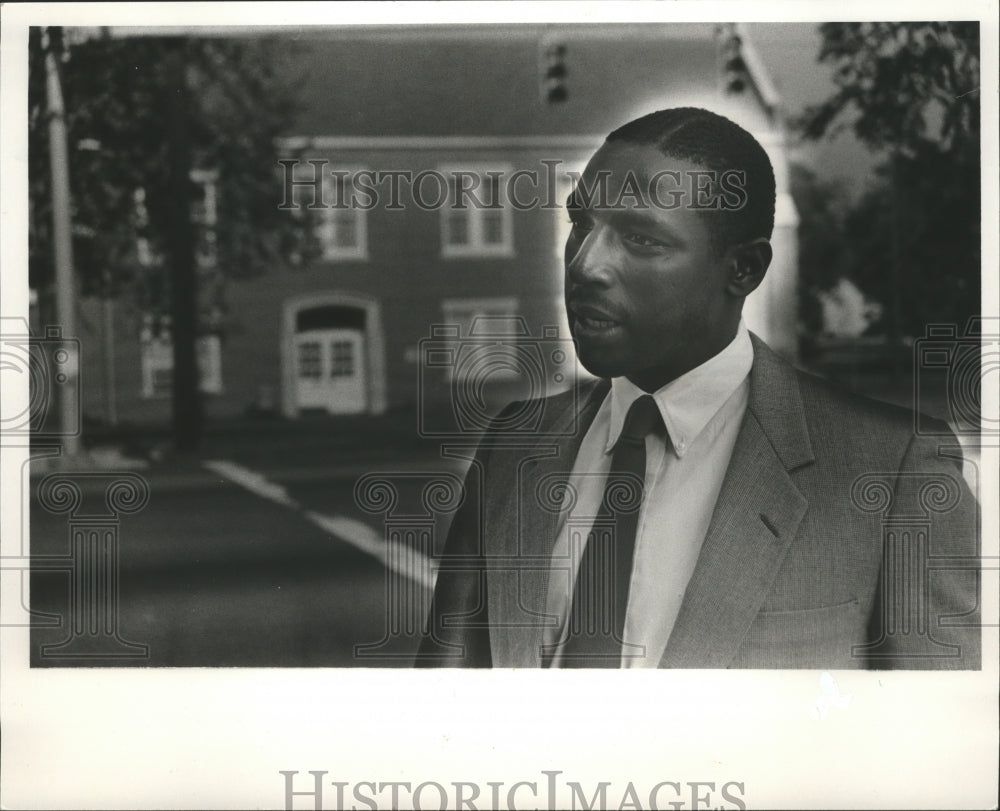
[735,598,867,669]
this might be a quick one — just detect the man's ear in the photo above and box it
[726,238,772,298]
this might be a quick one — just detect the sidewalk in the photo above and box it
[26,408,470,492]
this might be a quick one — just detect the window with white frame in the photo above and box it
[317,169,368,261]
[190,169,219,269]
[330,340,356,377]
[190,169,218,226]
[139,315,224,399]
[441,297,519,334]
[297,341,322,379]
[282,162,368,263]
[133,171,218,269]
[440,164,514,258]
[440,297,520,380]
[133,187,156,268]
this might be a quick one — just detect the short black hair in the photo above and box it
[606,107,776,248]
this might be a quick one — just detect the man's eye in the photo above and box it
[568,215,594,234]
[624,233,666,248]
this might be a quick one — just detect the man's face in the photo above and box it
[563,141,738,391]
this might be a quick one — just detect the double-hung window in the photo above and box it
[440,164,514,258]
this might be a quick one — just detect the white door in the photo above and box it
[294,328,366,414]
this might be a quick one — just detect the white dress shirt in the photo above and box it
[545,321,754,667]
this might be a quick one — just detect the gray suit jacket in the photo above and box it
[417,335,981,669]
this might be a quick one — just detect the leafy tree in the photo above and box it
[841,143,979,337]
[788,163,849,338]
[796,22,980,340]
[29,29,301,448]
[799,22,979,157]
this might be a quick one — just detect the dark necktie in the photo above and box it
[559,394,663,667]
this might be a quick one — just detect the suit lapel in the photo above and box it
[660,336,814,668]
[494,378,609,666]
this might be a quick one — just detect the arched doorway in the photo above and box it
[281,292,386,417]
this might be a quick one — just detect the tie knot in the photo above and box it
[618,394,662,445]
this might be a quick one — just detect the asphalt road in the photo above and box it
[24,370,983,669]
[27,420,466,668]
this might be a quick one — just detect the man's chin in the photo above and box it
[574,347,628,381]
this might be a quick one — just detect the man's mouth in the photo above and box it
[570,303,623,334]
[577,314,619,330]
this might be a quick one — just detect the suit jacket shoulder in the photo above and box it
[734,336,979,669]
[418,334,981,669]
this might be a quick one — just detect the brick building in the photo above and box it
[75,23,798,425]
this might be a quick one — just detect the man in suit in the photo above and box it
[417,107,980,669]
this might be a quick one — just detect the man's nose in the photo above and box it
[566,224,617,287]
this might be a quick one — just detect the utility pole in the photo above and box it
[888,148,902,385]
[43,26,80,457]
[164,42,202,451]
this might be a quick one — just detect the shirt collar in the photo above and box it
[606,321,754,458]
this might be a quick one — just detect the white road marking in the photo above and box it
[203,459,435,589]
[305,512,436,589]
[203,460,300,509]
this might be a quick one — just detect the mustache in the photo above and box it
[566,297,627,323]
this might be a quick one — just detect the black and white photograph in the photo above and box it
[1,2,997,809]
